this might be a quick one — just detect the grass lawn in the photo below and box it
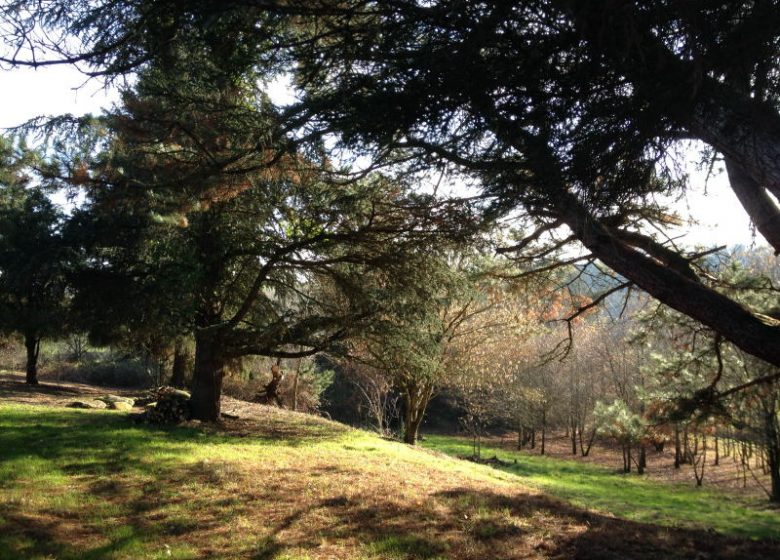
[1,402,779,560]
[423,435,780,539]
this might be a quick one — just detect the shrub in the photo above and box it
[46,358,151,388]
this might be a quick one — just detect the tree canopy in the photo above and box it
[3,0,780,406]
[0,138,68,384]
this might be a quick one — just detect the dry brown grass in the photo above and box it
[1,374,779,559]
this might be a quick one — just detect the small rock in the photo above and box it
[67,400,108,410]
[109,401,133,411]
[98,394,135,406]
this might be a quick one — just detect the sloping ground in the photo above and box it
[0,391,779,559]
[0,372,140,406]
[480,431,772,497]
[0,372,294,419]
[424,436,780,540]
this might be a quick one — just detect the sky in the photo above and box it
[0,64,763,250]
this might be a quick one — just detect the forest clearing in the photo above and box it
[1,373,779,560]
[3,2,780,558]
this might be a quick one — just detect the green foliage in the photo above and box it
[0,138,68,344]
[55,357,152,388]
[298,361,335,407]
[364,535,446,559]
[635,246,780,415]
[51,39,474,375]
[593,400,645,444]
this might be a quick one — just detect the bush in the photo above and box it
[46,358,151,388]
[0,335,25,372]
[222,358,334,413]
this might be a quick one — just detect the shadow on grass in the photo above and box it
[0,374,93,399]
[0,511,152,560]
[209,414,351,443]
[0,405,348,559]
[0,408,198,479]
[250,489,449,560]
[432,487,780,560]
[0,405,348,479]
[247,482,780,560]
[5,470,779,560]
[425,435,780,540]
[2,408,779,559]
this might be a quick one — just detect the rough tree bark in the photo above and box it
[725,159,780,254]
[190,331,225,422]
[764,406,780,502]
[579,427,596,457]
[24,332,40,385]
[402,381,433,445]
[674,425,682,469]
[259,360,284,407]
[170,341,188,388]
[570,420,578,455]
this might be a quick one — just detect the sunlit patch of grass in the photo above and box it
[363,535,447,559]
[423,435,780,539]
[2,403,779,559]
[0,403,504,559]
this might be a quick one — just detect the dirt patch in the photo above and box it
[0,372,138,407]
[0,371,345,442]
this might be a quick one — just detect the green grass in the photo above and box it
[422,435,780,539]
[363,535,447,559]
[1,402,779,560]
[0,403,518,560]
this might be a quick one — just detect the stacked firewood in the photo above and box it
[140,387,192,423]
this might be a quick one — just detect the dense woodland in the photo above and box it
[2,0,780,532]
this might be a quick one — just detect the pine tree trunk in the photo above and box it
[262,360,284,407]
[580,428,596,457]
[764,407,780,503]
[170,341,188,388]
[292,357,302,412]
[402,382,432,445]
[674,425,682,469]
[769,450,780,503]
[714,436,720,466]
[403,406,423,445]
[190,333,225,422]
[554,186,780,369]
[24,332,40,385]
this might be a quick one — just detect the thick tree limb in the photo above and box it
[725,158,780,254]
[554,188,780,368]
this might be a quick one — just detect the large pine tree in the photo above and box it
[59,47,469,420]
[0,138,68,384]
